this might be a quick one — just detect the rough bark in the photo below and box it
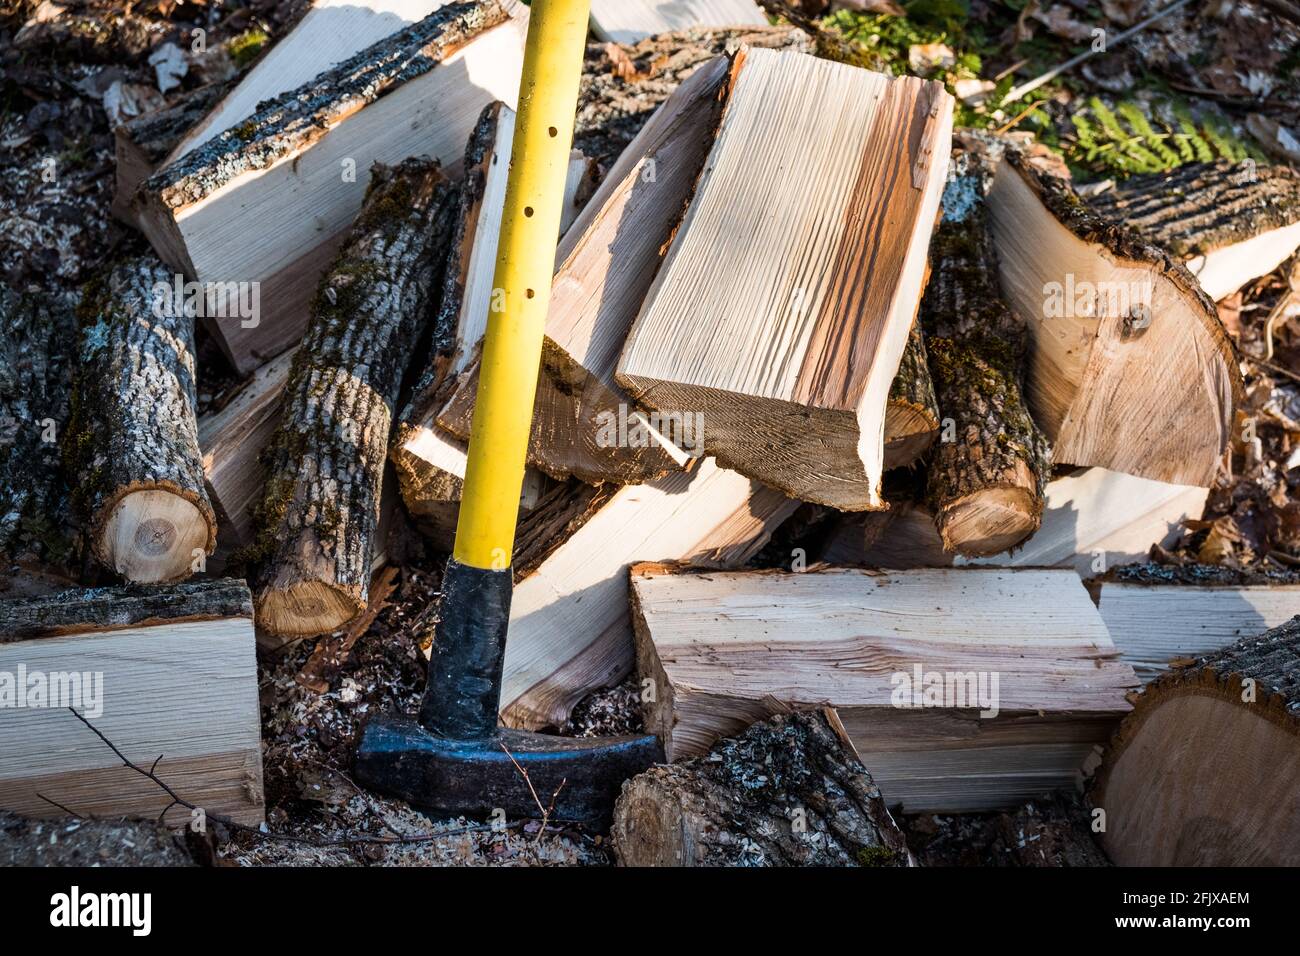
[612,709,910,867]
[65,257,216,583]
[923,153,1050,556]
[113,79,235,221]
[140,1,509,213]
[0,578,253,641]
[883,319,939,470]
[574,24,812,170]
[1086,160,1300,258]
[0,288,78,568]
[250,158,458,643]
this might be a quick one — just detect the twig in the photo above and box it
[994,100,1044,135]
[57,708,524,850]
[36,792,84,819]
[1004,0,1196,105]
[497,742,568,847]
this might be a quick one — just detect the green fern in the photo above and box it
[1068,97,1260,177]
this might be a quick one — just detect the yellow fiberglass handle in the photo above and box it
[452,0,591,570]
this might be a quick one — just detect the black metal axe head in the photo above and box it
[354,559,662,827]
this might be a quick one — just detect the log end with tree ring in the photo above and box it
[95,487,215,584]
[611,778,698,867]
[255,580,364,644]
[935,484,1043,557]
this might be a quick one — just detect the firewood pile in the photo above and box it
[1,0,1299,868]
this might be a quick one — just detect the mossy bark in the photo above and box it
[0,289,78,568]
[0,578,252,641]
[64,257,217,579]
[923,154,1050,557]
[251,158,458,643]
[1086,160,1300,257]
[612,710,910,867]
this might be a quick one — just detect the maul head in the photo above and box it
[354,558,662,828]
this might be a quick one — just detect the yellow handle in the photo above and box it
[453,0,591,570]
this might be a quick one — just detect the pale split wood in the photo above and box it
[616,48,954,510]
[630,564,1138,813]
[0,579,263,826]
[495,458,797,730]
[1097,583,1300,682]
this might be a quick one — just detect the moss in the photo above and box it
[232,119,258,142]
[228,28,270,69]
[856,844,903,867]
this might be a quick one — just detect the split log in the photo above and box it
[111,79,233,224]
[434,55,737,484]
[616,48,953,510]
[65,258,216,584]
[485,458,797,729]
[883,319,939,470]
[590,0,768,45]
[0,288,77,569]
[0,578,264,827]
[1092,615,1300,865]
[612,709,909,867]
[135,1,526,375]
[631,564,1139,813]
[1098,582,1300,682]
[250,158,458,643]
[821,467,1208,576]
[923,154,1050,555]
[987,150,1242,487]
[1086,160,1300,302]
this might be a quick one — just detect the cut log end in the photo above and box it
[255,581,363,643]
[935,485,1042,557]
[97,488,214,585]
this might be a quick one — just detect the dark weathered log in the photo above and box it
[0,578,253,641]
[883,318,939,470]
[65,258,216,584]
[1085,160,1300,299]
[1093,615,1300,866]
[0,288,78,568]
[612,709,910,867]
[250,158,458,643]
[574,24,812,170]
[923,154,1050,556]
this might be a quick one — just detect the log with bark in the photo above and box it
[631,564,1139,813]
[820,467,1209,576]
[65,258,217,584]
[589,0,768,45]
[249,158,458,644]
[1092,615,1300,866]
[987,149,1242,487]
[612,709,910,867]
[135,1,526,375]
[1097,581,1300,682]
[111,79,234,225]
[0,288,78,570]
[616,48,953,510]
[883,318,940,470]
[922,153,1050,555]
[0,578,263,826]
[1086,160,1300,302]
